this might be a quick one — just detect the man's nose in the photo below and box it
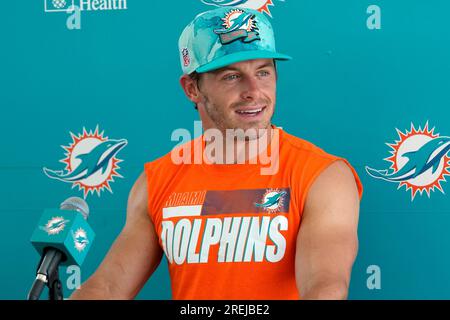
[240,76,261,101]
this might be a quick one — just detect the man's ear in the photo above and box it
[180,74,202,104]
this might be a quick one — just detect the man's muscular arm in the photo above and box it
[69,172,162,299]
[295,161,360,300]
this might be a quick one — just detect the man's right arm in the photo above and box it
[69,172,163,300]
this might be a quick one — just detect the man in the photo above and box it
[70,7,363,300]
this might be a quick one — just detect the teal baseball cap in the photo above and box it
[179,7,292,74]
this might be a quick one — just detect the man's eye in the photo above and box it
[258,70,270,77]
[224,74,240,81]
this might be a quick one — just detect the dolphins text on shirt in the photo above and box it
[160,216,288,264]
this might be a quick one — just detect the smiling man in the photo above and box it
[70,7,363,300]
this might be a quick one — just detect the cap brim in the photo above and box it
[196,50,292,73]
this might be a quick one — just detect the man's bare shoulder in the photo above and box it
[305,160,360,215]
[126,171,150,222]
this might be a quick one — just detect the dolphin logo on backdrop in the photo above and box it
[200,0,283,17]
[365,122,450,200]
[43,126,128,198]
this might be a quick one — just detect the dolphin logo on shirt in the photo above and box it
[255,191,286,208]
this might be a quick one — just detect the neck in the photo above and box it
[203,125,274,165]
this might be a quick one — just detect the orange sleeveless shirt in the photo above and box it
[144,126,363,300]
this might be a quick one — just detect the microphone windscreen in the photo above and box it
[60,197,90,220]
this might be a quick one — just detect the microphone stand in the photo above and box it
[28,249,64,300]
[47,255,63,300]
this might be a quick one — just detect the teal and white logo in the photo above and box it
[201,0,282,17]
[40,216,70,235]
[366,123,450,200]
[72,228,89,252]
[44,0,74,12]
[214,9,260,45]
[255,189,287,213]
[43,126,128,198]
[44,0,128,12]
[44,1,129,30]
